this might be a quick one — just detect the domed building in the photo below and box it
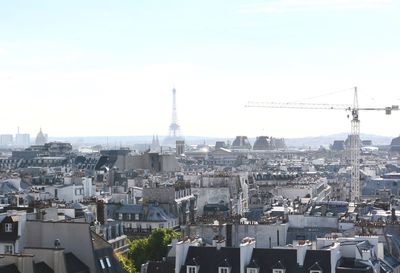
[35,128,48,145]
[253,136,271,150]
[390,136,400,153]
[231,136,252,150]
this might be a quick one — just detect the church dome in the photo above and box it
[35,128,47,145]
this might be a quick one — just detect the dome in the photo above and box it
[390,136,400,152]
[35,128,48,145]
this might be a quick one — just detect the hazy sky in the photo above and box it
[1,0,400,138]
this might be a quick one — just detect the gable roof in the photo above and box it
[91,230,112,250]
[303,250,331,273]
[250,248,299,273]
[65,252,90,273]
[247,259,259,269]
[181,246,240,273]
[145,260,174,273]
[308,262,323,271]
[0,264,20,273]
[34,262,54,273]
[272,260,286,270]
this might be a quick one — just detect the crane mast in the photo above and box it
[350,88,360,202]
[246,87,398,202]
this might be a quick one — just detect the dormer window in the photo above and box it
[247,259,259,273]
[187,265,198,273]
[308,261,323,273]
[219,267,230,273]
[5,223,12,232]
[272,260,286,273]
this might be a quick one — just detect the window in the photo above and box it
[99,259,105,269]
[310,271,322,273]
[277,230,280,246]
[135,214,139,220]
[118,213,123,220]
[219,267,230,273]
[105,257,112,267]
[273,270,284,273]
[5,223,12,232]
[4,245,13,254]
[187,266,198,273]
[247,269,258,273]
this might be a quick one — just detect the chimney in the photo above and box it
[321,205,327,216]
[97,200,105,225]
[213,235,226,250]
[240,237,256,273]
[175,238,201,273]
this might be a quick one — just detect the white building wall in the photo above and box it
[83,177,93,197]
[289,215,338,229]
[192,187,230,215]
[235,224,288,248]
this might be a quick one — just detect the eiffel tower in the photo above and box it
[164,88,183,145]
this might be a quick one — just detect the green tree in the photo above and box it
[117,254,138,273]
[124,228,180,273]
[147,228,179,261]
[128,238,149,271]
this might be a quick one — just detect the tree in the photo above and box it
[123,228,180,273]
[117,254,138,273]
[147,228,179,261]
[128,238,149,271]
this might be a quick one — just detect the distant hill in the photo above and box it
[285,133,394,148]
[49,133,395,148]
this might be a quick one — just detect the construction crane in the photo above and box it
[246,87,399,202]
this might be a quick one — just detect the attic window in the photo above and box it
[187,266,198,273]
[105,257,111,267]
[5,223,12,232]
[219,267,230,273]
[99,259,105,269]
[310,271,322,273]
[247,269,258,273]
[273,270,285,273]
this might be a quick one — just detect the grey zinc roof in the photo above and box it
[34,262,54,273]
[147,205,174,222]
[0,264,20,273]
[115,204,144,214]
[65,252,90,273]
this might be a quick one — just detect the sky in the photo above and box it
[1,0,400,139]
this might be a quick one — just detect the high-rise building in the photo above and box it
[15,133,30,147]
[176,140,185,155]
[0,134,13,146]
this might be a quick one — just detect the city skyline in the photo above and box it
[1,0,400,138]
